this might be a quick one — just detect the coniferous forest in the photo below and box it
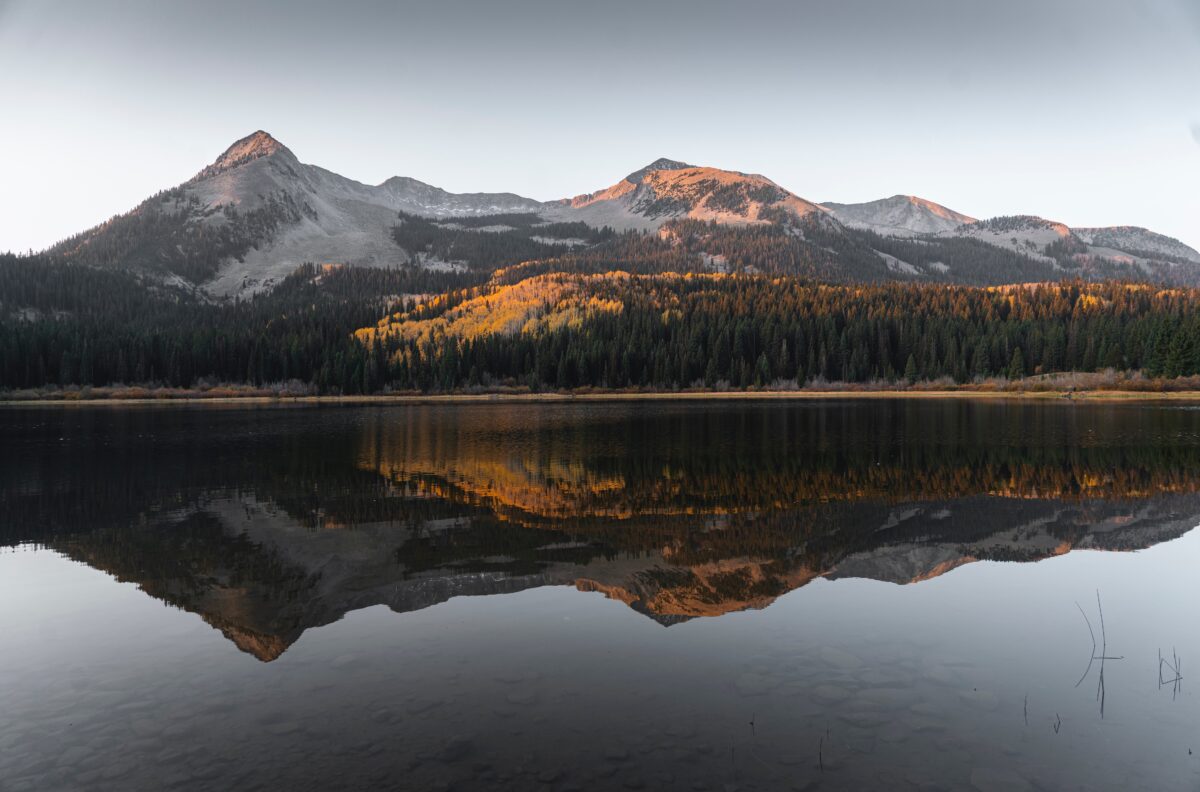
[5,245,1200,395]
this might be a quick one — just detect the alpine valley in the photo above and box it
[4,130,1200,394]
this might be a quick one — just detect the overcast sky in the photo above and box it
[1,0,1198,251]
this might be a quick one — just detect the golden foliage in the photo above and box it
[360,273,625,349]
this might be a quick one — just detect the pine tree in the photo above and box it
[1007,347,1025,381]
[970,343,989,379]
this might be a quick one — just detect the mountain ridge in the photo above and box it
[33,131,1200,293]
[821,194,976,236]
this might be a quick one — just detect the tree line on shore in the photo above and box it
[369,274,1200,391]
[4,252,1200,394]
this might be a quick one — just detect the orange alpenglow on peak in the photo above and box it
[194,130,292,179]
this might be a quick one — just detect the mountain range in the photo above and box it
[42,131,1200,295]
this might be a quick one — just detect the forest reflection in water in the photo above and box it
[3,400,1200,658]
[1,400,1199,792]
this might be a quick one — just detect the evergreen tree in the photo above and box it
[1008,347,1025,381]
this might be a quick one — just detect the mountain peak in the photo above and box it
[561,158,825,227]
[195,130,293,180]
[626,157,693,183]
[221,130,287,160]
[890,194,935,207]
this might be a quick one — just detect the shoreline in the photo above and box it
[6,389,1200,407]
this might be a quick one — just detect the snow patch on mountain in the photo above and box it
[530,236,589,247]
[874,250,919,276]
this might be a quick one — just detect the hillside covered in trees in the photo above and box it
[6,244,1200,395]
[0,254,465,393]
[359,274,1200,391]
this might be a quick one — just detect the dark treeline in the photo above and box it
[374,275,1200,391]
[6,249,1200,393]
[0,255,475,392]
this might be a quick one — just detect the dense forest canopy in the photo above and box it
[0,254,466,393]
[4,244,1200,394]
[362,273,1200,391]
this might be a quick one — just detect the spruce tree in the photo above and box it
[1008,347,1025,381]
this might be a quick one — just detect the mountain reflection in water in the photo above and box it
[4,400,1199,662]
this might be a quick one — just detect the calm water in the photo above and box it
[1,400,1198,791]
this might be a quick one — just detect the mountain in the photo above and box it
[944,215,1074,261]
[550,158,829,230]
[821,194,976,236]
[49,131,545,295]
[934,215,1200,282]
[821,199,1200,280]
[28,131,1200,296]
[1073,226,1200,264]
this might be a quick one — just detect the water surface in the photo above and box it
[1,400,1197,790]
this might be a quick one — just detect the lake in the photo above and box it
[1,400,1197,791]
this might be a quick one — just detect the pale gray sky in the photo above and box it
[1,0,1198,251]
